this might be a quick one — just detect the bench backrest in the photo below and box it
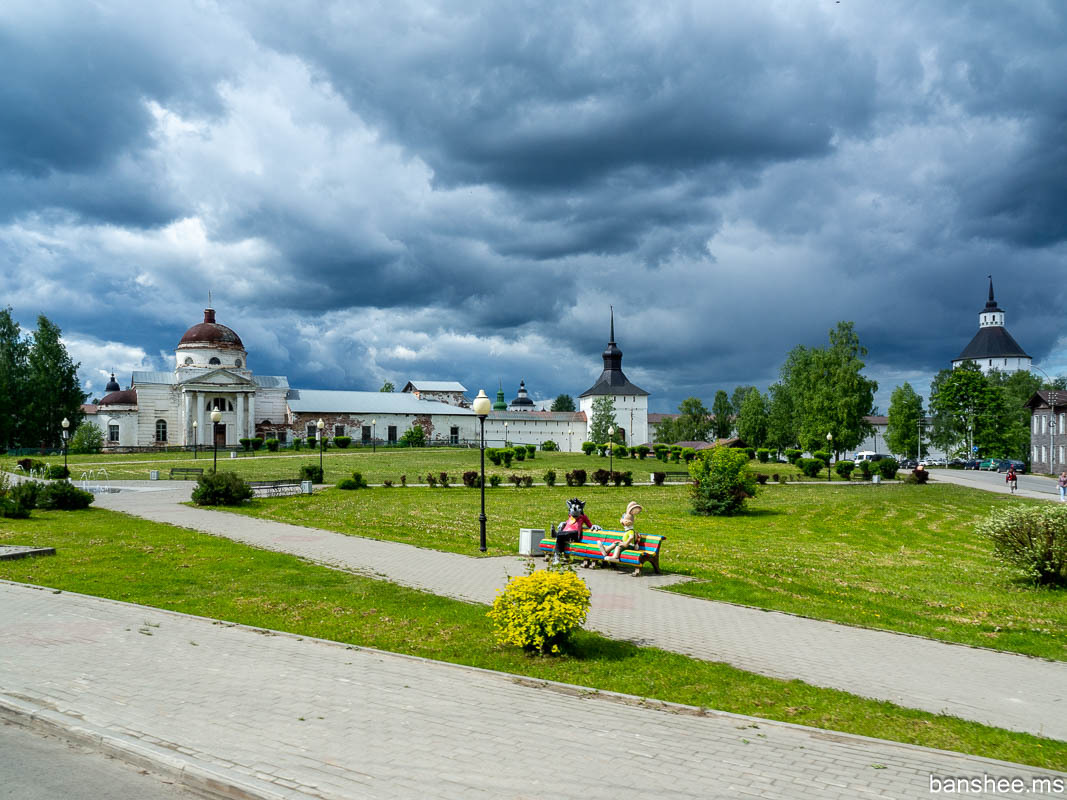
[537,529,664,566]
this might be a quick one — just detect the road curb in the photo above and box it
[0,694,303,800]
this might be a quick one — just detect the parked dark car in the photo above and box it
[964,459,982,470]
[997,459,1026,474]
[899,458,918,469]
[947,458,968,469]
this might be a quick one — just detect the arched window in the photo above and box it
[235,358,242,368]
[183,356,193,365]
[206,398,234,412]
[209,357,221,365]
[155,419,167,442]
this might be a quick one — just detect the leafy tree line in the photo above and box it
[653,321,878,454]
[0,308,86,449]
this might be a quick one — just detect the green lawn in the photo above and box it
[2,447,842,484]
[224,482,1067,661]
[0,507,1063,770]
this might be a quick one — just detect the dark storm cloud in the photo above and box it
[1,0,1067,415]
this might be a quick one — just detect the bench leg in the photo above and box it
[650,554,661,574]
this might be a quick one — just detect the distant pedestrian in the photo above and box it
[1006,465,1018,494]
[1058,471,1067,502]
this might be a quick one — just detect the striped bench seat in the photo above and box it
[537,529,665,574]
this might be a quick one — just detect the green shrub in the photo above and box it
[400,475,407,487]
[653,444,668,461]
[45,465,70,480]
[744,447,756,459]
[462,470,481,488]
[875,458,899,480]
[620,470,633,487]
[38,481,93,510]
[250,437,263,451]
[501,448,514,468]
[592,469,611,486]
[399,425,426,447]
[688,447,757,516]
[292,438,303,450]
[755,473,769,485]
[834,460,855,479]
[597,444,609,457]
[565,469,587,487]
[334,436,352,449]
[681,447,696,463]
[299,464,324,483]
[525,444,536,458]
[785,449,803,464]
[239,438,253,452]
[652,471,666,486]
[265,438,279,452]
[796,458,824,478]
[581,441,596,456]
[191,472,252,506]
[812,450,830,466]
[16,458,47,473]
[857,460,872,480]
[486,448,502,466]
[425,473,438,487]
[544,469,557,487]
[756,448,771,463]
[351,471,369,488]
[489,474,502,488]
[486,564,591,654]
[10,481,41,510]
[513,447,526,462]
[337,478,359,490]
[70,421,103,454]
[905,468,930,484]
[541,440,558,452]
[636,445,650,459]
[612,443,628,459]
[439,472,451,488]
[976,504,1067,585]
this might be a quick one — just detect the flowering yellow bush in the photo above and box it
[487,567,591,654]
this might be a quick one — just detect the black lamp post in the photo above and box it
[317,418,325,475]
[372,418,377,454]
[61,417,70,473]
[192,420,198,459]
[473,389,491,552]
[826,432,833,482]
[211,409,222,472]
[608,425,615,478]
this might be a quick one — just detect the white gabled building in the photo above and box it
[952,277,1032,375]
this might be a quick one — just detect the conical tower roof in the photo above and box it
[579,307,647,398]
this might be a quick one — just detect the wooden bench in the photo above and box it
[169,467,204,480]
[651,470,691,483]
[537,529,665,574]
[247,479,303,498]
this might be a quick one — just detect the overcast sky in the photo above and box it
[2,1,1065,412]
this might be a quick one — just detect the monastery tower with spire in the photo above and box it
[952,277,1031,375]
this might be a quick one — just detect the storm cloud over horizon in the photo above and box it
[2,1,1065,411]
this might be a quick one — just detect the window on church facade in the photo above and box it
[209,357,221,365]
[108,424,119,442]
[306,423,316,440]
[208,398,233,412]
[155,419,167,442]
[235,359,242,368]
[334,424,345,438]
[1042,415,1047,434]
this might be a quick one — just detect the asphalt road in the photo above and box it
[929,466,1061,497]
[0,721,198,800]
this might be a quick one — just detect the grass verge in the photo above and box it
[223,483,1067,661]
[0,507,1063,770]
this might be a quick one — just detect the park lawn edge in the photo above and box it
[0,507,1063,771]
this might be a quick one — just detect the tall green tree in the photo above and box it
[779,322,877,453]
[765,382,796,453]
[885,383,924,458]
[987,369,1044,460]
[550,393,576,412]
[379,381,395,392]
[0,307,28,448]
[736,388,768,448]
[711,390,733,439]
[652,416,677,444]
[674,396,713,442]
[928,363,1010,457]
[23,315,85,448]
[588,395,619,444]
[730,385,756,417]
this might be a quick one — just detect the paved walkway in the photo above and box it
[91,485,1067,741]
[3,582,1064,799]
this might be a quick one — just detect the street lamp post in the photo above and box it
[61,417,69,473]
[503,421,508,447]
[316,418,325,474]
[211,409,222,472]
[826,432,833,482]
[192,420,198,459]
[916,415,922,462]
[473,389,492,552]
[371,419,377,453]
[608,425,615,477]
[567,428,573,453]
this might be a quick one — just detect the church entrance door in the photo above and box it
[215,425,226,447]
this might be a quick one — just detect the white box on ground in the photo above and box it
[300,480,313,494]
[872,475,881,484]
[230,451,237,459]
[518,528,544,556]
[149,470,159,481]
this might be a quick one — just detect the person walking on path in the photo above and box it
[1058,471,1067,501]
[1006,465,1018,494]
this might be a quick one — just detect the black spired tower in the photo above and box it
[952,276,1031,375]
[580,307,647,397]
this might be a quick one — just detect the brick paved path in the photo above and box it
[92,486,1067,742]
[3,582,1063,799]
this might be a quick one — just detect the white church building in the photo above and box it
[84,307,649,453]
